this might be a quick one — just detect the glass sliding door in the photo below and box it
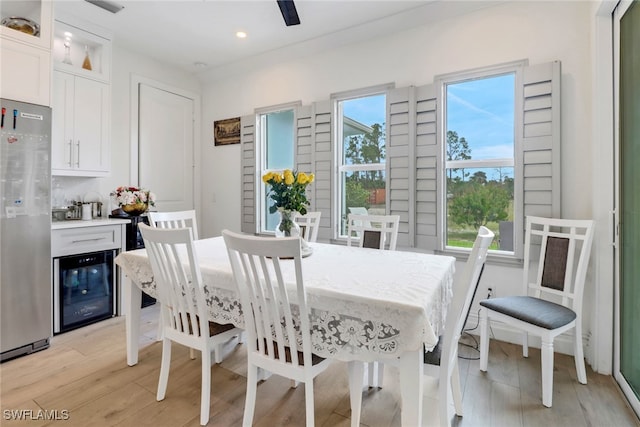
[615,0,640,417]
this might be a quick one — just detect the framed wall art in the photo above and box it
[214,117,241,146]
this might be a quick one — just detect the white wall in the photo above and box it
[57,45,202,211]
[199,1,606,368]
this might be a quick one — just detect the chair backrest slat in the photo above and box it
[224,231,310,368]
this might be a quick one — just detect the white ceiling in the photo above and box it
[53,0,496,77]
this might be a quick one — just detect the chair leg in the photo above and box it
[348,361,364,427]
[523,332,529,358]
[451,359,463,416]
[214,343,223,364]
[373,362,384,388]
[156,315,163,342]
[157,338,172,401]
[200,349,211,426]
[190,348,196,360]
[304,377,315,427]
[540,337,554,408]
[243,365,258,427]
[573,325,587,384]
[439,374,450,427]
[479,309,489,372]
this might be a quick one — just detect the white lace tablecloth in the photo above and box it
[115,237,456,362]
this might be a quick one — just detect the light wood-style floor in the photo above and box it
[1,305,638,427]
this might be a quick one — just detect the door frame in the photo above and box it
[612,0,640,417]
[129,75,201,214]
[590,0,617,375]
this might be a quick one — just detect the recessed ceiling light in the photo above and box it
[236,31,247,39]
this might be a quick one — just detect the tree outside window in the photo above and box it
[445,73,515,251]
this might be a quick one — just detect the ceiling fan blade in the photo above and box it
[277,0,300,26]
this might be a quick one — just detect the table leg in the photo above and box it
[398,349,423,427]
[124,276,142,366]
[348,361,365,427]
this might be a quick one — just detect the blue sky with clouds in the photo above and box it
[447,73,515,160]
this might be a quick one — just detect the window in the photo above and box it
[443,72,516,252]
[335,93,387,237]
[258,108,295,234]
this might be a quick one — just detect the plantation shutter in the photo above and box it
[240,114,256,234]
[518,60,561,256]
[414,83,440,251]
[295,105,314,208]
[311,100,333,241]
[387,87,415,248]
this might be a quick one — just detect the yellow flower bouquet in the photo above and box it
[262,169,314,215]
[262,169,314,236]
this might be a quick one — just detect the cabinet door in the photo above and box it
[74,78,110,173]
[52,72,110,176]
[52,71,74,170]
[0,39,51,106]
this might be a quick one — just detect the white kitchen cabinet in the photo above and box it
[0,0,53,106]
[52,70,110,176]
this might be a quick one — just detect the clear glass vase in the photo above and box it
[275,209,300,238]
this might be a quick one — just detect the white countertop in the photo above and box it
[51,218,131,230]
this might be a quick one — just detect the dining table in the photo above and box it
[115,236,456,427]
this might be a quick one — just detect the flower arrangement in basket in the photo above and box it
[111,186,156,216]
[262,170,314,236]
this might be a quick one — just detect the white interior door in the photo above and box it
[139,83,194,211]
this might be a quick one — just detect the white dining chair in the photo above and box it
[347,213,400,250]
[479,216,594,407]
[223,230,333,427]
[139,224,243,426]
[349,226,494,427]
[148,209,200,351]
[294,211,321,242]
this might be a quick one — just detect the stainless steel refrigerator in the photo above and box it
[0,98,52,362]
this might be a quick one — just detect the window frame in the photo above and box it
[255,102,300,235]
[331,84,393,240]
[436,60,526,259]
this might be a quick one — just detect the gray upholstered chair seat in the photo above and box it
[480,295,576,330]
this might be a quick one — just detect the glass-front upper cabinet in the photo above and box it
[53,19,111,83]
[0,0,52,49]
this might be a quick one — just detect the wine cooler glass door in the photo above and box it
[54,250,116,333]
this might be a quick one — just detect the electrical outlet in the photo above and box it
[487,287,493,299]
